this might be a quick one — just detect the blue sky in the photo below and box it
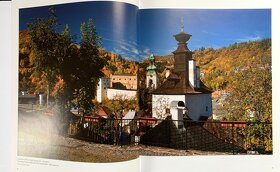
[20,1,139,59]
[138,9,271,56]
[19,1,271,61]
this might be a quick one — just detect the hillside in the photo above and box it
[19,30,143,93]
[99,49,139,77]
[19,30,271,93]
[192,39,271,91]
[153,39,271,91]
[154,39,271,123]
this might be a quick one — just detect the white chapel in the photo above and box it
[152,29,213,124]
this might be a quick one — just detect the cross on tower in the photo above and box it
[181,17,184,32]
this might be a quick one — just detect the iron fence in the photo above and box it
[68,117,272,154]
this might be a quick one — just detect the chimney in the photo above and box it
[188,60,196,87]
[196,67,200,88]
[165,68,170,78]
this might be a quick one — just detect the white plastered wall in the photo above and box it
[152,94,212,121]
[96,78,110,102]
[188,60,196,87]
[152,95,185,119]
[185,94,212,121]
[146,74,158,89]
[107,88,137,100]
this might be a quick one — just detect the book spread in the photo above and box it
[1,0,277,171]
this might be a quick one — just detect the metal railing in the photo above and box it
[68,117,272,154]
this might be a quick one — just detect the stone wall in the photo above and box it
[140,120,171,147]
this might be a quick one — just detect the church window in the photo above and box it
[206,106,208,112]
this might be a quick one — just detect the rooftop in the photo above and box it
[152,71,212,95]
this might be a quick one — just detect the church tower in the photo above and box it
[151,22,213,122]
[173,31,192,72]
[146,54,158,89]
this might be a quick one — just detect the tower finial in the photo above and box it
[181,17,184,32]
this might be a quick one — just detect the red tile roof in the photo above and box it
[96,106,112,117]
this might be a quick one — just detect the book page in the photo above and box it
[8,0,280,171]
[13,0,140,171]
[0,2,14,172]
[138,0,280,172]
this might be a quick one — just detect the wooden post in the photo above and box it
[232,123,235,155]
[185,119,188,152]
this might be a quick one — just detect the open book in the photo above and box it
[0,0,278,171]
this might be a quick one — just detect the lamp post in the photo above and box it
[183,105,189,152]
[120,105,124,146]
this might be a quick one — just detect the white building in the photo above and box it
[146,54,159,89]
[152,30,213,123]
[106,88,137,100]
[96,77,110,103]
[96,74,138,102]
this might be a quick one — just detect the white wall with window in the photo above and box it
[107,88,137,100]
[152,94,212,121]
[96,77,110,102]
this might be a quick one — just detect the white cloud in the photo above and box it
[235,36,263,43]
[113,48,123,55]
[119,45,130,52]
[131,47,139,55]
[143,48,151,54]
[103,37,141,60]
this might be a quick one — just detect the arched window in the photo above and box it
[149,79,153,87]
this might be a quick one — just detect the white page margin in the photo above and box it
[139,0,271,9]
[0,2,15,172]
[139,0,280,172]
[12,0,141,172]
[13,0,139,8]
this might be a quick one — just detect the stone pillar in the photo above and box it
[170,101,185,128]
[188,60,196,87]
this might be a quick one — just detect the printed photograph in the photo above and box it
[18,1,272,163]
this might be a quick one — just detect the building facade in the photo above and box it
[96,74,138,102]
[146,54,159,89]
[152,30,213,123]
[106,88,137,100]
[96,77,110,103]
[110,74,138,90]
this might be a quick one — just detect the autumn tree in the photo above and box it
[222,67,272,151]
[28,8,67,106]
[223,67,271,122]
[193,39,271,91]
[71,19,106,114]
[19,31,35,92]
[102,95,137,118]
[27,8,106,122]
[54,24,78,115]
